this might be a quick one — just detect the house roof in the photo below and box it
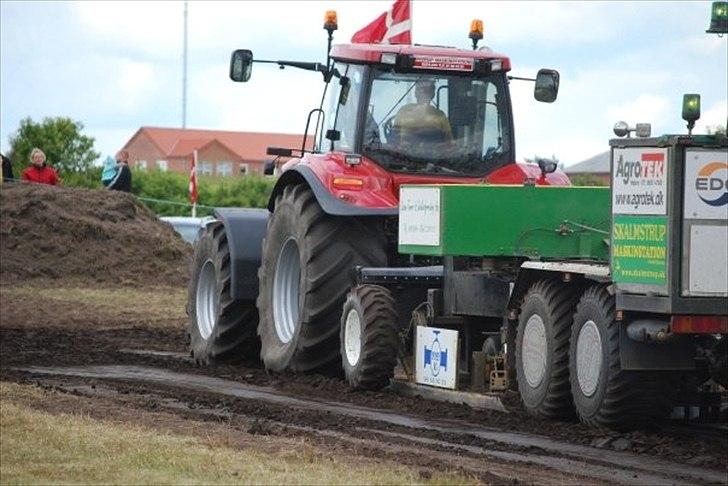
[129,127,311,161]
[167,139,214,158]
[564,150,610,174]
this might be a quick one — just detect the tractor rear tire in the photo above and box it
[257,184,386,373]
[340,285,399,390]
[187,221,260,365]
[569,285,673,429]
[516,279,577,419]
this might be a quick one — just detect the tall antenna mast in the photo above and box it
[182,1,188,129]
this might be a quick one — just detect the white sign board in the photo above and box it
[683,150,728,220]
[689,225,728,296]
[399,187,441,246]
[415,326,458,389]
[612,148,668,215]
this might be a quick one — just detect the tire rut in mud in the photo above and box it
[12,365,727,485]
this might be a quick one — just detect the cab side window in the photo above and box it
[321,63,365,152]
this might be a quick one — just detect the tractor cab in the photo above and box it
[230,15,559,181]
[320,43,529,177]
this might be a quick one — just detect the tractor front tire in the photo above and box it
[187,221,260,365]
[569,285,673,429]
[340,285,399,390]
[516,279,578,419]
[257,184,386,373]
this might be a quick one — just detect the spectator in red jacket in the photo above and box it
[22,148,59,186]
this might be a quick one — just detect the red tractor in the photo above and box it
[187,13,568,379]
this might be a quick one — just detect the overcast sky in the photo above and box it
[1,1,726,166]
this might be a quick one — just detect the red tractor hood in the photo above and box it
[284,152,570,211]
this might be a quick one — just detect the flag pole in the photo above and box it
[409,0,413,43]
[191,149,198,217]
[182,1,188,129]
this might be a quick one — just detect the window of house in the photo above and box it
[200,162,213,176]
[136,160,147,171]
[156,160,168,172]
[217,162,232,177]
[239,163,249,175]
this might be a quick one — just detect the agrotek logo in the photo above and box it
[695,162,728,207]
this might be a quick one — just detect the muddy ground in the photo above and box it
[1,284,726,485]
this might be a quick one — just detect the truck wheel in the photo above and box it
[187,221,260,365]
[516,279,577,418]
[340,285,399,390]
[257,184,386,373]
[569,285,672,429]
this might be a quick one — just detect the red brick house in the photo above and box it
[121,127,311,176]
[564,151,611,185]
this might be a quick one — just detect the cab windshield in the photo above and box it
[363,69,511,176]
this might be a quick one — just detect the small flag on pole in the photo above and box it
[351,0,412,44]
[190,149,198,217]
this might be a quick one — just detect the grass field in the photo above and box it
[0,381,474,485]
[1,285,187,322]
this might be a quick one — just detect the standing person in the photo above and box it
[21,148,59,186]
[101,155,117,187]
[1,153,14,183]
[107,150,132,192]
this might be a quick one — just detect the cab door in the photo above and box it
[318,63,367,153]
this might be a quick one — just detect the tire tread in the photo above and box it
[187,221,259,366]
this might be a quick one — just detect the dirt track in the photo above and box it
[1,285,726,485]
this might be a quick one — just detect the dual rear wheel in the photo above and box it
[187,221,259,365]
[569,285,672,428]
[516,279,672,428]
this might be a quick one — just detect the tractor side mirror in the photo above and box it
[534,69,559,103]
[230,49,253,82]
[263,160,275,176]
[537,157,558,175]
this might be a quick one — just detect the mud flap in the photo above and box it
[214,208,269,300]
[619,324,695,370]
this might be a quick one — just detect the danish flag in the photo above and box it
[351,0,412,45]
[189,149,198,205]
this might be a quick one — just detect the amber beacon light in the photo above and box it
[324,10,338,32]
[469,19,484,50]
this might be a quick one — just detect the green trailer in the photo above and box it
[342,133,727,429]
[397,184,610,260]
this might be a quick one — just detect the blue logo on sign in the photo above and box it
[423,330,448,376]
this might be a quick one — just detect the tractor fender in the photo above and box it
[507,261,611,317]
[213,207,269,300]
[268,165,399,217]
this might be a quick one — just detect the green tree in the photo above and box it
[706,125,726,136]
[569,173,609,186]
[8,117,100,174]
